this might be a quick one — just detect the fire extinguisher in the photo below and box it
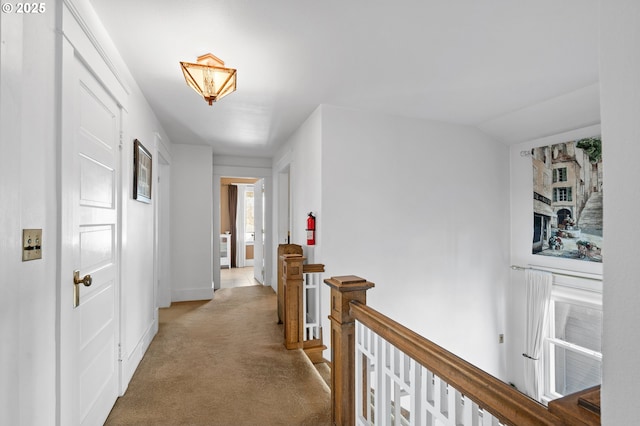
[306,212,316,245]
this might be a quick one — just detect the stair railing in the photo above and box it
[324,275,600,426]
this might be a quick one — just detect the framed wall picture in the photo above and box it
[531,136,602,262]
[133,139,152,203]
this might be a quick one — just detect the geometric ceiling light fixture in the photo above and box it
[180,53,237,106]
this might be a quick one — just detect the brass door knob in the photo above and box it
[73,271,93,287]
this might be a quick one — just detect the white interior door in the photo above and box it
[236,184,256,268]
[59,41,120,425]
[253,179,264,283]
[235,185,246,267]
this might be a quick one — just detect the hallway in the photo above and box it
[219,266,260,289]
[105,285,331,425]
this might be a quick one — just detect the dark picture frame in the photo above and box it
[133,139,152,203]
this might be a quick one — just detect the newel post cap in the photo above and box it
[282,254,305,280]
[325,276,375,324]
[324,275,375,292]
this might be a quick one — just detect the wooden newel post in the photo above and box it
[278,244,303,324]
[324,275,375,426]
[283,254,305,349]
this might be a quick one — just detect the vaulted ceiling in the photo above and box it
[89,0,600,157]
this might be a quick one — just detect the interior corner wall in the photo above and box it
[319,105,510,378]
[171,144,214,301]
[271,106,323,286]
[599,0,640,422]
[289,107,323,262]
[271,145,294,291]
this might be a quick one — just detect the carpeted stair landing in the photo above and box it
[105,285,331,425]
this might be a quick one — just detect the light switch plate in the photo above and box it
[22,229,42,261]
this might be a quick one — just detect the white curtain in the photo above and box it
[523,269,553,401]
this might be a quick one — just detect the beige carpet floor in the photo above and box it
[105,285,331,425]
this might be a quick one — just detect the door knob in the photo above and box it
[73,271,93,286]
[73,270,92,308]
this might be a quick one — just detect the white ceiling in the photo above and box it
[89,0,600,158]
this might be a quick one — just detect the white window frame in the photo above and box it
[542,283,602,403]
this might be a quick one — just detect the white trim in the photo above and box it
[551,284,602,309]
[62,0,131,97]
[542,284,603,402]
[119,320,156,395]
[171,287,214,302]
[546,338,602,361]
[212,162,273,291]
[214,165,272,179]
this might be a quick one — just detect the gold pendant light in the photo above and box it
[180,53,237,105]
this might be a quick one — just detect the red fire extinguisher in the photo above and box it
[306,212,316,245]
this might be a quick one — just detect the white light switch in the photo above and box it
[22,229,42,261]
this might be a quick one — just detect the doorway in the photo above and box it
[219,177,265,288]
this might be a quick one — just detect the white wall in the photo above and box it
[120,93,172,387]
[290,107,323,262]
[0,11,57,426]
[320,105,510,377]
[275,105,511,377]
[171,144,214,301]
[270,108,322,292]
[156,141,173,308]
[600,0,640,423]
[270,108,322,332]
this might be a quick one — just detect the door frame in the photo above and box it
[253,179,265,284]
[154,135,172,308]
[212,163,272,291]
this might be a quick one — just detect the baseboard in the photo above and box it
[119,318,157,395]
[171,287,214,302]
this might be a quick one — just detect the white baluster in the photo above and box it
[406,357,419,426]
[354,322,511,426]
[313,274,322,339]
[445,384,455,423]
[356,322,363,424]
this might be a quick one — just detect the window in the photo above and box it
[553,187,572,202]
[544,287,602,401]
[553,167,568,183]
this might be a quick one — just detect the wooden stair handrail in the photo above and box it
[350,300,563,426]
[303,263,325,274]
